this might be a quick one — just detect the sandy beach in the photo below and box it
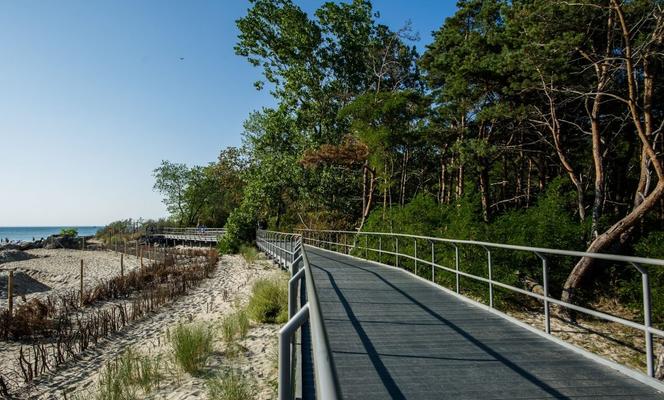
[0,248,141,309]
[2,250,284,399]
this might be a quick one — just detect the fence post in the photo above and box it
[121,253,124,277]
[7,271,13,317]
[80,260,84,307]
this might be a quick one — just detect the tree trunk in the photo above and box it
[439,158,446,204]
[590,113,605,239]
[400,149,409,206]
[479,161,491,222]
[562,181,664,305]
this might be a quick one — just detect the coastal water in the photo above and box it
[0,226,101,242]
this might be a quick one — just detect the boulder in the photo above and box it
[44,235,84,250]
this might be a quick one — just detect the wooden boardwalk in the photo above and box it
[304,246,664,399]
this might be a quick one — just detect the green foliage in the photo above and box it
[630,233,664,324]
[153,149,245,228]
[169,323,213,375]
[206,369,255,400]
[60,228,78,237]
[360,182,588,307]
[246,278,288,324]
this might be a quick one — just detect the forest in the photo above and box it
[148,0,664,321]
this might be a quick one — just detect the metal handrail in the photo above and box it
[160,227,226,235]
[256,230,340,400]
[296,228,664,379]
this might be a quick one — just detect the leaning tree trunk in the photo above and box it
[561,181,664,306]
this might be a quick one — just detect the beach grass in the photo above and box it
[206,369,255,400]
[170,323,213,375]
[95,348,161,400]
[246,278,288,324]
[238,244,258,264]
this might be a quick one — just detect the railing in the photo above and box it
[160,227,226,236]
[151,227,225,243]
[256,230,340,400]
[297,228,664,380]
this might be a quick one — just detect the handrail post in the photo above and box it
[453,244,460,293]
[536,252,551,335]
[633,262,654,377]
[396,236,400,268]
[431,241,435,282]
[279,304,310,400]
[414,238,418,276]
[364,234,368,258]
[482,246,493,308]
[379,236,382,261]
[289,267,306,319]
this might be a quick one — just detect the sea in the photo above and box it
[0,226,102,243]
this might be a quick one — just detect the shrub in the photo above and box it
[246,278,288,324]
[218,200,259,254]
[60,228,78,237]
[170,323,213,374]
[207,369,255,400]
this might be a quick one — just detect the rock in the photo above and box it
[0,250,33,265]
[44,235,84,250]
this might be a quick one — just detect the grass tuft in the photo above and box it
[246,278,288,324]
[95,348,161,400]
[221,309,251,357]
[221,314,238,344]
[236,309,250,339]
[170,323,213,375]
[238,245,258,264]
[207,369,255,400]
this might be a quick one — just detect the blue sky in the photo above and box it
[0,0,457,226]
